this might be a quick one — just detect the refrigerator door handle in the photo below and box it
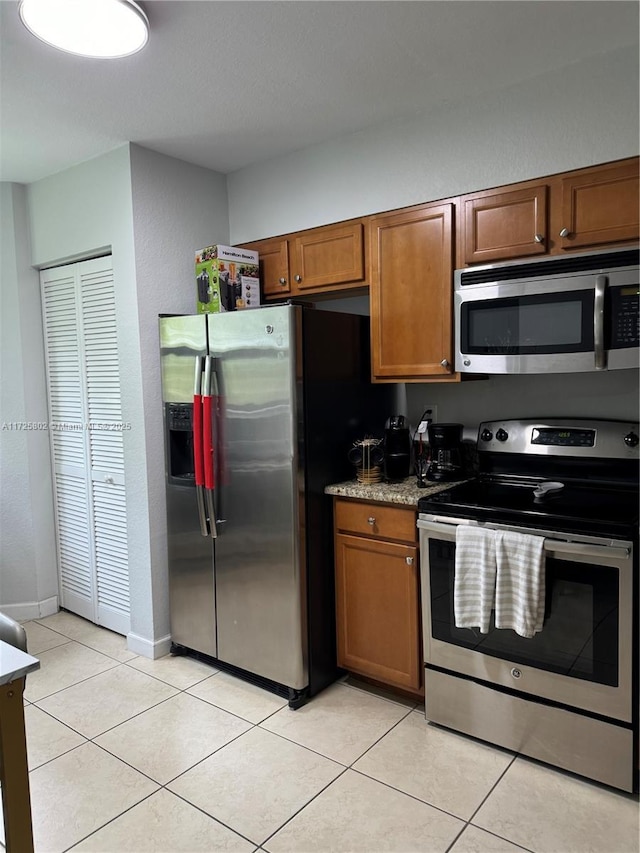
[193,357,210,537]
[203,356,218,539]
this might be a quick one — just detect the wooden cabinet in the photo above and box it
[243,219,366,299]
[559,159,639,251]
[458,157,639,266]
[334,499,422,693]
[244,237,290,298]
[369,201,458,382]
[462,184,548,264]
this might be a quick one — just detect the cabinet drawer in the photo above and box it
[334,499,417,543]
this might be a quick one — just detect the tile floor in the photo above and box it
[3,611,639,852]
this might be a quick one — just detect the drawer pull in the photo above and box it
[367,517,376,526]
[406,556,414,565]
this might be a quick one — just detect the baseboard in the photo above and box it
[0,596,59,623]
[126,631,172,659]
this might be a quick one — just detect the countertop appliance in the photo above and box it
[425,422,464,482]
[383,415,411,481]
[160,305,391,708]
[454,246,639,374]
[417,418,639,791]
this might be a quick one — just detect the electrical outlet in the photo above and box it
[422,403,438,424]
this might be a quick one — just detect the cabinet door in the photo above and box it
[243,237,290,298]
[292,221,365,291]
[462,185,548,264]
[370,203,454,380]
[559,159,639,251]
[336,533,421,691]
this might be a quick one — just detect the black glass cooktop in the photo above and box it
[418,477,639,539]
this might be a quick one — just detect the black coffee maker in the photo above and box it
[383,415,411,481]
[426,423,464,482]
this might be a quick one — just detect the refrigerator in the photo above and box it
[159,304,391,708]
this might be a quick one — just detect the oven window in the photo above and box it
[429,540,619,686]
[461,290,593,355]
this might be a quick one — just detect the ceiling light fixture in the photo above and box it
[18,0,149,59]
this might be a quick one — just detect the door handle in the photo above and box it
[193,356,209,537]
[202,356,218,539]
[594,275,607,370]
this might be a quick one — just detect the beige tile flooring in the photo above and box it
[3,611,638,852]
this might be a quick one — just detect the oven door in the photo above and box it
[418,515,634,723]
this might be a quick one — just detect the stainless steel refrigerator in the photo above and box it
[159,304,391,707]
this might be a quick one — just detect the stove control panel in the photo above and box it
[478,418,640,459]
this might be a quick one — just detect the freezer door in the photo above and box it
[207,306,307,689]
[159,315,217,657]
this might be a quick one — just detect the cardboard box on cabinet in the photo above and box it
[195,245,260,314]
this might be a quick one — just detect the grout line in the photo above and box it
[258,765,350,850]
[26,657,122,704]
[464,752,517,826]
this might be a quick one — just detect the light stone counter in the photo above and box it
[324,476,460,508]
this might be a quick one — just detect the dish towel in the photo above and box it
[454,526,497,634]
[495,530,546,638]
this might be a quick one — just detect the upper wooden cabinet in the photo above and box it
[242,219,366,299]
[459,157,639,266]
[369,202,458,382]
[245,236,291,298]
[462,184,548,264]
[559,159,640,251]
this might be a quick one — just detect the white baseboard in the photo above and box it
[0,596,59,623]
[39,596,59,618]
[126,631,172,659]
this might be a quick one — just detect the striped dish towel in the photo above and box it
[454,526,497,634]
[495,530,546,638]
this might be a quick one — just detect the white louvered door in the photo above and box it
[41,256,130,635]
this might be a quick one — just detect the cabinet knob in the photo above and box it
[278,277,287,286]
[533,233,544,243]
[294,274,302,283]
[367,517,376,526]
[104,476,114,484]
[559,227,571,238]
[405,556,414,566]
[440,358,450,368]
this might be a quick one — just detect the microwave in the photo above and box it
[454,247,639,374]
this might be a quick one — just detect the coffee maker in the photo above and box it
[426,423,464,482]
[383,415,411,481]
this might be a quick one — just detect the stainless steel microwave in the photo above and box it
[454,247,639,374]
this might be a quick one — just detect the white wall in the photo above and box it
[0,183,57,620]
[228,45,639,241]
[128,144,229,652]
[227,44,639,431]
[15,144,229,655]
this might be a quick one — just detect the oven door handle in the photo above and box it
[546,540,630,560]
[418,516,630,560]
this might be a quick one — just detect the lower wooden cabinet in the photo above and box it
[334,499,422,693]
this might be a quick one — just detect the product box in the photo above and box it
[195,245,261,314]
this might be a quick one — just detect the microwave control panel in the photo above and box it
[609,285,639,349]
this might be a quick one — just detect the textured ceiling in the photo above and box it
[1,1,638,184]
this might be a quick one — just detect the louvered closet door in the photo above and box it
[41,256,130,635]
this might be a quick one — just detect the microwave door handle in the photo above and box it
[193,357,210,537]
[594,275,607,370]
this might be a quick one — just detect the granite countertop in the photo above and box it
[324,476,460,508]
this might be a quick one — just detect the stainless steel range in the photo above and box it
[417,418,639,792]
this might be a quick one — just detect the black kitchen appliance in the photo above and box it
[417,417,639,792]
[383,415,411,481]
[426,422,464,482]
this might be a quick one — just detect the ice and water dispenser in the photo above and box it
[165,403,195,485]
